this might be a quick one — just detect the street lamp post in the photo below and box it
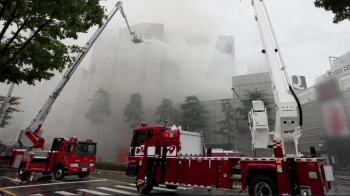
[231,88,239,151]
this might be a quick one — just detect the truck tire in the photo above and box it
[54,166,65,180]
[136,169,153,194]
[248,174,278,196]
[18,163,29,178]
[78,172,89,178]
[166,185,178,189]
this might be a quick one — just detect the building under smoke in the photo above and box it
[66,21,239,160]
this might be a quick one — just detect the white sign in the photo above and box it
[292,75,307,90]
[323,165,334,181]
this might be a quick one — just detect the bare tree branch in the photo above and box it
[0,18,53,72]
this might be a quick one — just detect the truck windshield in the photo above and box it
[133,130,145,145]
[75,143,96,155]
[132,130,154,145]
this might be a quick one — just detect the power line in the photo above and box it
[281,31,350,47]
[218,0,232,34]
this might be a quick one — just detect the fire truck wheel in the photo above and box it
[54,166,65,180]
[136,169,153,194]
[248,174,278,196]
[18,163,29,177]
[165,185,178,189]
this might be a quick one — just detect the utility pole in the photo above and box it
[231,87,239,151]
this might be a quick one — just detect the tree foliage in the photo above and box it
[213,99,238,144]
[154,98,179,124]
[0,0,107,85]
[314,0,350,24]
[236,88,274,135]
[0,96,23,128]
[85,87,112,125]
[179,95,208,132]
[124,93,144,129]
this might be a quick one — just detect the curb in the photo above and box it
[94,169,124,173]
[335,172,350,176]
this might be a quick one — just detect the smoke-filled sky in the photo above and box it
[1,0,350,156]
[64,0,350,88]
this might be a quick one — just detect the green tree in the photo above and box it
[154,98,179,124]
[0,96,23,128]
[179,95,209,132]
[236,88,274,135]
[124,93,144,129]
[84,87,112,125]
[213,99,239,148]
[0,0,106,85]
[314,0,350,24]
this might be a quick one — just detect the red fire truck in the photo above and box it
[117,148,130,163]
[124,0,334,195]
[125,124,333,195]
[13,137,97,180]
[0,1,142,180]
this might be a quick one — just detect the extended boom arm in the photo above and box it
[249,0,303,157]
[18,1,142,149]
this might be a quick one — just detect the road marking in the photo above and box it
[126,184,176,192]
[2,176,18,181]
[29,194,44,196]
[97,187,138,195]
[114,185,139,191]
[55,191,77,195]
[90,176,131,185]
[4,179,107,189]
[152,186,176,192]
[0,188,17,196]
[77,189,111,195]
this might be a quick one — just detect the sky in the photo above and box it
[64,0,350,88]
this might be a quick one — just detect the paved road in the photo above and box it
[1,168,350,195]
[0,169,241,196]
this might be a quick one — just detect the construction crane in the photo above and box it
[17,1,142,150]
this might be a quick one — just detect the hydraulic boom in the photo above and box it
[17,1,142,149]
[249,0,303,157]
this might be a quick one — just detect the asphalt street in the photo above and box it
[0,168,349,195]
[0,169,242,196]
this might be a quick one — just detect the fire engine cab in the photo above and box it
[125,0,335,195]
[13,137,96,180]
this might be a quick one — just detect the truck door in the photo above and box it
[57,142,73,162]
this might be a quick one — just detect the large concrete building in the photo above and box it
[198,72,275,157]
[67,23,239,160]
